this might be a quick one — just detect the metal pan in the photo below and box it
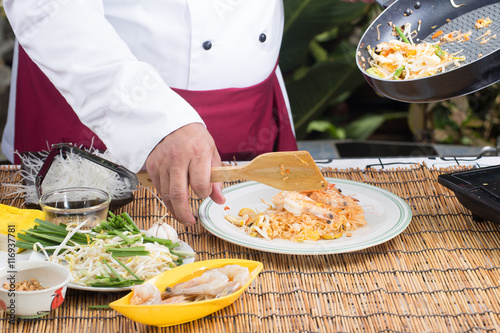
[356,0,500,103]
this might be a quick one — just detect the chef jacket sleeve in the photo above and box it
[3,0,204,172]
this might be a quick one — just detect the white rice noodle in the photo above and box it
[4,147,132,203]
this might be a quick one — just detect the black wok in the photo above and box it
[356,0,500,103]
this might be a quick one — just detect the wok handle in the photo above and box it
[375,0,397,8]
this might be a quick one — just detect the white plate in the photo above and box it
[199,178,412,255]
[16,241,195,292]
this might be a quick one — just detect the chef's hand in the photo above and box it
[145,123,226,227]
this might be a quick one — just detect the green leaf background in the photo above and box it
[280,0,374,139]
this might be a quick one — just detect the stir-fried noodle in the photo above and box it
[225,184,367,242]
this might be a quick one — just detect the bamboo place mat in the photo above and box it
[2,163,500,333]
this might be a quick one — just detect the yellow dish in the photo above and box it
[109,259,263,327]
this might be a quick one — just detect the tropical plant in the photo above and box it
[280,0,377,139]
[408,85,500,147]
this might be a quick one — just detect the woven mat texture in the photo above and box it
[1,164,500,333]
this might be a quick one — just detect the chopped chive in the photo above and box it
[434,45,445,58]
[109,230,135,244]
[101,259,125,282]
[142,236,173,247]
[88,305,111,310]
[393,66,405,79]
[394,25,410,44]
[112,255,142,281]
[122,213,141,233]
[89,279,143,288]
[106,246,146,252]
[366,67,384,78]
[111,251,150,257]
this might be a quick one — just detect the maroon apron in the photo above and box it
[13,46,297,164]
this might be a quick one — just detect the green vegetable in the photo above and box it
[395,26,410,44]
[15,211,195,289]
[89,279,143,288]
[393,66,405,79]
[92,212,141,234]
[366,67,384,78]
[112,256,143,281]
[92,258,143,287]
[16,213,183,252]
[105,246,150,257]
[142,236,176,248]
[16,219,89,251]
[122,212,141,233]
[107,229,135,244]
[434,45,445,58]
[88,305,111,310]
[101,259,125,282]
[106,246,147,252]
[110,251,150,257]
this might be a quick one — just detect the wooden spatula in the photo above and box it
[137,151,328,191]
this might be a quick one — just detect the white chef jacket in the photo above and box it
[2,0,291,172]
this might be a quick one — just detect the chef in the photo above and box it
[2,0,371,226]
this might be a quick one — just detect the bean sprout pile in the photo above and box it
[52,236,179,287]
[17,213,195,288]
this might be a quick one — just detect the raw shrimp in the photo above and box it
[130,282,162,305]
[213,265,250,296]
[166,269,230,297]
[130,265,252,305]
[163,265,251,300]
[216,281,242,297]
[272,191,335,222]
[216,265,250,286]
[161,295,190,304]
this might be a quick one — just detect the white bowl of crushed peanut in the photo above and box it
[0,261,71,318]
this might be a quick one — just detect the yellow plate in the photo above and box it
[109,259,263,327]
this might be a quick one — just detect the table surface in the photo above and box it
[2,158,500,333]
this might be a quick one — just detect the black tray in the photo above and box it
[438,165,500,224]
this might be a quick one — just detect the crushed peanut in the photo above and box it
[3,278,46,291]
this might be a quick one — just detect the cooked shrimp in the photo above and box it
[130,282,162,305]
[271,190,290,206]
[307,188,353,208]
[309,191,343,207]
[272,191,335,222]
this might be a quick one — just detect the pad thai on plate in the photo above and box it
[199,178,412,255]
[224,184,367,242]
